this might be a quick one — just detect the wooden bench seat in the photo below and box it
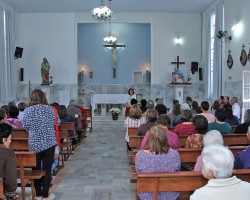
[15,152,45,200]
[129,133,249,150]
[136,169,250,200]
[131,146,247,165]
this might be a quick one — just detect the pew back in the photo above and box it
[0,177,3,199]
[137,169,250,200]
[10,128,29,151]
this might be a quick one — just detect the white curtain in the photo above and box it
[204,0,224,99]
[0,6,15,103]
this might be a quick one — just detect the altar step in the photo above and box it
[92,115,126,125]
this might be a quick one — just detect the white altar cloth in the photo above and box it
[92,94,128,109]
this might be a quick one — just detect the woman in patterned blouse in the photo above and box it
[23,89,56,200]
[185,115,208,148]
[135,125,180,200]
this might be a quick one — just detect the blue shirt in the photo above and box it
[23,105,56,153]
[234,146,250,169]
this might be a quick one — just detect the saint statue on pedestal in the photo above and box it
[41,58,50,85]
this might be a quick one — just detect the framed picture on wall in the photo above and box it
[133,70,143,84]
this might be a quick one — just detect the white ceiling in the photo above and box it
[3,0,215,13]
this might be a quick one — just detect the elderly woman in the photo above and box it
[136,109,158,136]
[0,123,17,200]
[194,130,223,171]
[124,104,146,151]
[136,125,180,200]
[190,145,250,200]
[185,115,208,148]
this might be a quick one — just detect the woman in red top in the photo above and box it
[174,110,195,135]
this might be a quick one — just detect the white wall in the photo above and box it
[18,12,202,85]
[224,0,250,82]
[19,13,75,84]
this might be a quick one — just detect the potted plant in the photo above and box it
[109,108,121,120]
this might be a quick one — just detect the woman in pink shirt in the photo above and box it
[141,114,180,149]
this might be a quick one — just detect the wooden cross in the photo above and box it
[171,56,185,69]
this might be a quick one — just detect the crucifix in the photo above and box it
[103,43,125,78]
[171,56,185,69]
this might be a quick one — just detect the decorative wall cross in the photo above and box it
[104,43,125,78]
[171,56,185,69]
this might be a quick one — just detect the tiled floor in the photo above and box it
[50,120,136,200]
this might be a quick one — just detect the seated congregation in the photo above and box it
[124,94,250,200]
[0,89,91,200]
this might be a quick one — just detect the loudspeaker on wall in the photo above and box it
[20,68,24,81]
[14,47,23,59]
[191,62,198,74]
[199,68,203,81]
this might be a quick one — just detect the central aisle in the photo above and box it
[52,121,134,200]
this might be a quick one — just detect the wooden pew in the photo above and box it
[131,146,247,165]
[15,152,45,200]
[136,169,250,200]
[179,134,248,147]
[85,105,93,132]
[128,127,138,137]
[129,136,144,149]
[10,128,29,151]
[60,122,78,150]
[0,178,3,199]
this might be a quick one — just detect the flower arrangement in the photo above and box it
[109,108,121,115]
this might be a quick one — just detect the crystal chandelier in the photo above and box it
[92,0,112,21]
[103,35,117,44]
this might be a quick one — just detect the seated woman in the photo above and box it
[190,145,250,200]
[136,109,158,136]
[136,125,180,200]
[185,115,208,148]
[234,109,250,133]
[58,105,76,136]
[174,110,195,135]
[124,104,146,151]
[140,114,180,149]
[234,131,250,169]
[125,98,138,118]
[6,106,23,128]
[170,103,182,126]
[0,123,17,200]
[194,130,224,171]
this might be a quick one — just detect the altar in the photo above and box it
[92,94,128,115]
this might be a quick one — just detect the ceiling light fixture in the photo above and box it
[92,0,112,21]
[217,31,232,41]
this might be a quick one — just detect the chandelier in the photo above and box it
[103,35,117,44]
[92,0,112,21]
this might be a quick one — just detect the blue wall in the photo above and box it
[77,23,150,84]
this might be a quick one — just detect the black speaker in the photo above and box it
[191,62,198,74]
[20,68,24,81]
[14,47,23,59]
[199,68,203,81]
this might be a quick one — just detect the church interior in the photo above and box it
[1,0,250,200]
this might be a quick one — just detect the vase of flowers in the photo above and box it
[109,108,121,120]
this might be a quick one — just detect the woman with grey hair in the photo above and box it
[234,109,250,133]
[190,145,250,200]
[194,130,223,171]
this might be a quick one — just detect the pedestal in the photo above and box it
[170,83,191,105]
[41,85,54,103]
[174,86,184,105]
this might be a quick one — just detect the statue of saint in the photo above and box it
[41,58,50,85]
[172,69,184,83]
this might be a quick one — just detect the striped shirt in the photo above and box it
[124,117,147,142]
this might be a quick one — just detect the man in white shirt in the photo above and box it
[231,97,241,120]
